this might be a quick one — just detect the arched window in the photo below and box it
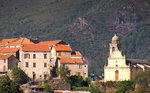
[112,47,115,51]
[115,70,119,80]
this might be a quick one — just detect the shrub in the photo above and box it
[116,81,135,93]
[44,82,55,93]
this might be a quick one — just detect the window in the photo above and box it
[44,63,47,67]
[33,63,36,67]
[33,54,36,59]
[76,72,81,76]
[26,62,29,67]
[79,64,82,69]
[58,52,61,56]
[112,47,115,51]
[44,54,47,59]
[3,65,6,72]
[24,54,30,59]
[4,59,6,63]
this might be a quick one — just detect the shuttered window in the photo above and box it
[4,59,6,63]
[3,65,6,72]
[24,54,30,59]
[58,52,61,56]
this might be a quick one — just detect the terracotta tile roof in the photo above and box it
[22,44,50,51]
[0,38,16,46]
[55,45,72,51]
[0,38,34,46]
[59,57,84,64]
[0,47,19,53]
[71,51,82,56]
[0,54,12,59]
[7,38,34,46]
[38,40,62,46]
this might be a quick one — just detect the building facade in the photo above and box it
[104,34,150,82]
[0,38,88,81]
[19,44,51,81]
[57,57,88,79]
[0,55,19,75]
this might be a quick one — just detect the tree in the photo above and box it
[56,65,70,79]
[0,75,23,93]
[10,80,22,93]
[44,82,54,93]
[83,77,91,87]
[67,75,84,87]
[0,75,11,93]
[12,67,27,85]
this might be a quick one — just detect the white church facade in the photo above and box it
[104,34,150,82]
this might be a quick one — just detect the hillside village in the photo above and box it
[0,37,89,92]
[0,35,150,93]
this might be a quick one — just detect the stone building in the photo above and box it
[0,54,19,75]
[57,57,88,79]
[0,38,88,80]
[19,44,51,81]
[51,44,88,79]
[50,44,72,68]
[104,34,150,82]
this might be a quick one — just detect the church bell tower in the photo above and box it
[104,34,131,82]
[109,34,121,57]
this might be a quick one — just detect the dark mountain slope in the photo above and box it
[0,0,150,75]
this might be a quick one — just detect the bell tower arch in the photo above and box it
[109,34,121,57]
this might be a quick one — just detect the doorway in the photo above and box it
[33,72,36,81]
[115,70,119,80]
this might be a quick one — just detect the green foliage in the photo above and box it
[12,67,27,85]
[44,82,54,93]
[83,77,91,86]
[0,0,150,75]
[89,84,102,93]
[0,75,11,93]
[67,75,91,88]
[67,75,84,87]
[134,70,150,93]
[10,81,22,93]
[0,75,22,93]
[56,65,70,79]
[116,81,135,93]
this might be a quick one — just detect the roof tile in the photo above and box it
[0,54,12,59]
[0,47,19,53]
[55,45,72,51]
[38,40,62,46]
[22,44,50,51]
[59,57,84,64]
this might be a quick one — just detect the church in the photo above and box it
[104,34,150,82]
